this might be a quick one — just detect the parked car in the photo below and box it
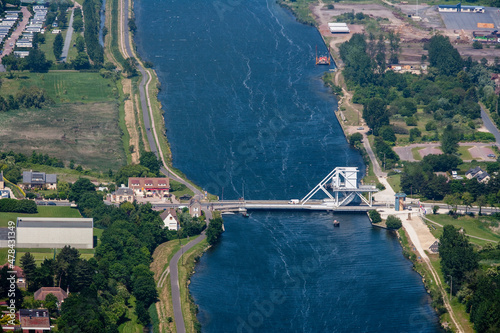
[487,154,496,158]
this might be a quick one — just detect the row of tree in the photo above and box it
[0,198,37,213]
[82,0,104,65]
[439,225,500,332]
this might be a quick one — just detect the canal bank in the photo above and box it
[132,0,441,332]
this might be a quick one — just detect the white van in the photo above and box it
[289,199,299,204]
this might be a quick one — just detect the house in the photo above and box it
[0,170,4,189]
[16,217,94,249]
[22,171,57,190]
[160,208,179,230]
[34,287,68,304]
[107,186,135,203]
[465,166,490,183]
[128,177,170,198]
[19,309,50,332]
[189,198,202,218]
[1,264,26,289]
[438,3,484,13]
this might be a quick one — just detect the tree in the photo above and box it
[44,293,58,315]
[444,193,461,213]
[72,52,90,70]
[368,210,381,223]
[53,33,63,60]
[20,252,37,290]
[385,215,402,229]
[462,192,474,213]
[349,132,362,146]
[206,217,223,245]
[75,35,85,53]
[439,225,478,292]
[472,41,483,49]
[474,195,486,215]
[427,35,463,76]
[72,17,83,32]
[441,124,459,155]
[68,178,95,202]
[433,205,439,214]
[26,49,51,72]
[139,151,161,175]
[363,97,389,136]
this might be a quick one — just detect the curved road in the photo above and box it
[121,0,202,198]
[120,1,205,332]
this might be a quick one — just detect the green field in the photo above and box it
[387,174,401,192]
[0,72,118,104]
[458,146,473,160]
[0,102,126,170]
[15,248,95,266]
[425,214,500,246]
[118,296,144,333]
[0,206,81,227]
[411,147,423,160]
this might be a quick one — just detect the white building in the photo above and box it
[160,209,179,230]
[16,217,94,249]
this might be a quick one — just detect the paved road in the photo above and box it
[121,0,202,198]
[394,142,497,162]
[169,233,206,333]
[480,105,500,146]
[61,9,75,62]
[0,7,32,71]
[120,1,205,332]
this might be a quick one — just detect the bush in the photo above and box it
[385,215,402,229]
[0,199,38,213]
[349,132,363,146]
[472,41,483,49]
[368,210,382,223]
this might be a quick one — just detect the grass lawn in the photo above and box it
[15,248,94,266]
[0,72,118,104]
[170,179,194,200]
[387,174,401,192]
[38,11,72,62]
[118,296,144,333]
[16,163,112,184]
[0,206,81,227]
[411,147,423,160]
[458,146,473,160]
[425,214,500,246]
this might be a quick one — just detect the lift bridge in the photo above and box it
[300,167,378,208]
[189,167,380,213]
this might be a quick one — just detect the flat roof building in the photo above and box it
[16,217,94,249]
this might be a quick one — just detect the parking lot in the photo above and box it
[441,7,500,31]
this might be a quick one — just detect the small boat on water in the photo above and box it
[242,212,249,218]
[333,219,340,227]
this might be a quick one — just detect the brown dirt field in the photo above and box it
[419,146,443,157]
[135,94,150,152]
[122,79,140,163]
[0,102,126,170]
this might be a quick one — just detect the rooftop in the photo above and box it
[17,217,93,228]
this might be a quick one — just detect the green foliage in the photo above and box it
[363,97,389,135]
[439,225,478,292]
[114,164,154,187]
[427,35,463,76]
[373,136,399,168]
[472,41,483,49]
[379,126,396,143]
[385,215,402,229]
[441,124,459,154]
[206,217,223,245]
[368,210,381,223]
[349,132,363,146]
[20,252,37,290]
[68,178,96,202]
[139,151,161,175]
[0,199,37,213]
[82,0,104,65]
[26,49,51,72]
[53,33,64,60]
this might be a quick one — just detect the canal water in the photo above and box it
[134,0,441,331]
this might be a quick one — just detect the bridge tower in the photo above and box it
[300,167,378,207]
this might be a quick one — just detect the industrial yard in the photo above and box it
[313,2,500,65]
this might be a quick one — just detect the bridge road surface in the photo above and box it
[61,8,75,62]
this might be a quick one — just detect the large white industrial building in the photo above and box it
[16,217,94,249]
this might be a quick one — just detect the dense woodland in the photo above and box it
[341,34,498,168]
